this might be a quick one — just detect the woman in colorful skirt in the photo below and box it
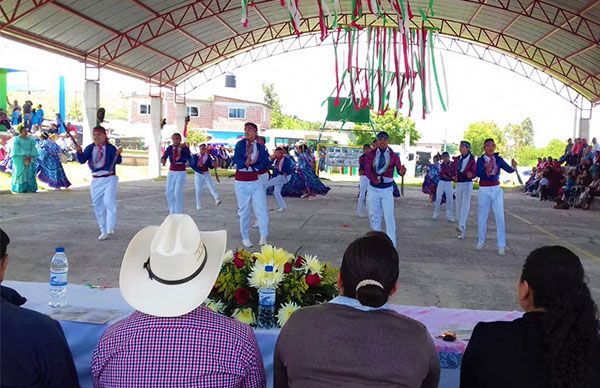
[421,154,441,205]
[296,144,330,197]
[36,132,71,189]
[11,126,38,193]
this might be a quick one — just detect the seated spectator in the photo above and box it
[92,215,266,387]
[275,233,440,388]
[460,245,600,388]
[0,228,79,387]
[580,171,600,210]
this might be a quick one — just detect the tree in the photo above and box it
[353,110,421,146]
[515,138,566,167]
[463,121,505,156]
[186,128,208,144]
[505,117,534,159]
[262,83,321,130]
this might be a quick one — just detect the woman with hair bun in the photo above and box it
[460,245,600,388]
[274,234,440,388]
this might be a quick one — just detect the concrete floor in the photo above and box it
[1,177,599,311]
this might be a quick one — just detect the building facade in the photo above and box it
[128,93,271,143]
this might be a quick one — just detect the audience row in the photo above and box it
[1,218,599,387]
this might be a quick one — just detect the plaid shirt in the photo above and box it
[92,307,266,387]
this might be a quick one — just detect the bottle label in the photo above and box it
[259,292,275,307]
[50,272,67,287]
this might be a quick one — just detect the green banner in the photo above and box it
[326,97,370,123]
[0,69,7,112]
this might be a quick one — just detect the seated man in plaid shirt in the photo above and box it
[92,215,266,387]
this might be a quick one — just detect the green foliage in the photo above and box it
[262,83,321,130]
[516,139,566,167]
[463,121,505,156]
[278,271,309,304]
[353,110,421,146]
[445,143,459,155]
[105,106,128,120]
[505,117,535,159]
[186,128,208,144]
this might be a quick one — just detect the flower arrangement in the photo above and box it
[205,245,339,327]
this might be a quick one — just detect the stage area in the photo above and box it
[1,178,598,311]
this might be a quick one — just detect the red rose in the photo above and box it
[305,273,321,287]
[295,256,304,268]
[233,255,245,269]
[234,287,251,305]
[283,262,292,274]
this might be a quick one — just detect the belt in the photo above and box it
[235,171,259,181]
[257,169,269,175]
[479,180,500,187]
[93,173,115,178]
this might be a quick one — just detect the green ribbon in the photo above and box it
[429,30,447,112]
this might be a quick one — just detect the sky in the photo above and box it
[1,36,597,147]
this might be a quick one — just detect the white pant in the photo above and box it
[258,173,269,189]
[356,175,369,216]
[434,180,454,220]
[455,181,473,232]
[477,185,506,248]
[266,175,291,209]
[235,179,269,240]
[367,185,396,247]
[90,175,118,234]
[166,171,186,214]
[194,172,219,209]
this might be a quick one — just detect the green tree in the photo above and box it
[353,110,420,146]
[186,128,208,144]
[262,83,321,130]
[515,138,566,167]
[505,117,534,159]
[463,121,505,156]
[68,97,83,121]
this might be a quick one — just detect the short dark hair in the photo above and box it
[275,146,284,152]
[0,228,9,259]
[340,234,399,308]
[199,143,206,148]
[172,132,182,139]
[363,144,371,149]
[244,122,258,131]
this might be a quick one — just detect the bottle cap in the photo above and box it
[56,247,65,253]
[265,265,274,272]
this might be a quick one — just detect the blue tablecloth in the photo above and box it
[4,281,522,388]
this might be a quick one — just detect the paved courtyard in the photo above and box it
[1,176,599,311]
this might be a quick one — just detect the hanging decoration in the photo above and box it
[239,0,447,119]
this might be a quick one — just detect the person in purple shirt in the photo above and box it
[476,138,517,256]
[433,151,455,223]
[232,122,271,248]
[190,144,221,211]
[76,126,122,241]
[161,133,191,214]
[266,146,294,212]
[453,141,478,239]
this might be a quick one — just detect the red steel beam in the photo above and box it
[0,0,55,32]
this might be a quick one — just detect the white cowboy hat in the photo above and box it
[120,214,227,317]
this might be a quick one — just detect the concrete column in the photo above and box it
[148,96,163,178]
[83,80,99,146]
[176,102,186,139]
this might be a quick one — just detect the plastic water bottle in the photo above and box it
[49,247,68,307]
[257,265,276,329]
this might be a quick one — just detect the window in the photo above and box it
[187,106,199,117]
[139,104,151,115]
[228,107,246,119]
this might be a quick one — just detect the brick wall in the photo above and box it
[130,98,151,124]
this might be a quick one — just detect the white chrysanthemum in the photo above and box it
[277,302,300,327]
[232,308,255,325]
[203,298,226,314]
[222,250,234,264]
[253,245,293,269]
[300,254,323,275]
[248,264,284,289]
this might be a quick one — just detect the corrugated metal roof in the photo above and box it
[0,0,598,102]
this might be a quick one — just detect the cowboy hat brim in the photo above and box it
[119,226,227,317]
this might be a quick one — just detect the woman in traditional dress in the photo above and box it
[421,154,441,205]
[296,144,330,197]
[270,146,305,197]
[11,125,38,193]
[36,132,71,189]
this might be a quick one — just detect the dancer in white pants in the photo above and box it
[476,138,518,256]
[76,126,122,241]
[190,144,221,210]
[453,141,477,239]
[433,152,455,222]
[356,144,371,218]
[161,133,191,215]
[266,147,294,211]
[364,132,406,247]
[232,122,271,248]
